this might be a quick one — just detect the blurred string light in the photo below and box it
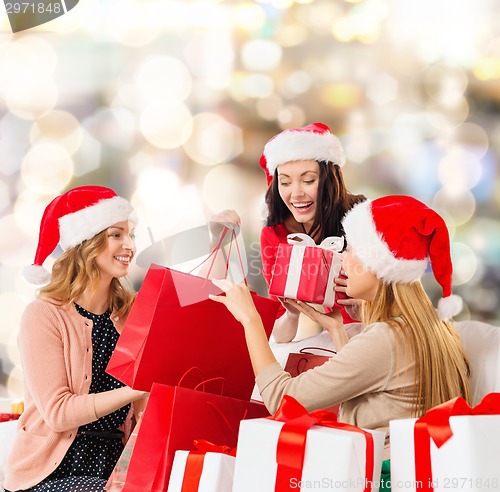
[321,83,363,109]
[386,0,487,66]
[366,73,398,105]
[82,107,136,153]
[274,23,308,47]
[202,164,258,213]
[132,167,183,238]
[145,1,230,29]
[183,113,243,166]
[423,64,468,107]
[0,36,58,120]
[0,214,34,267]
[256,94,283,121]
[438,148,482,193]
[72,131,102,177]
[446,122,489,159]
[13,191,53,239]
[21,142,74,195]
[451,242,478,286]
[241,39,282,71]
[232,2,267,31]
[458,219,500,267]
[105,0,159,46]
[0,293,27,365]
[30,110,83,156]
[279,71,312,99]
[230,73,274,100]
[473,57,500,81]
[183,31,235,90]
[139,101,193,149]
[433,188,476,226]
[277,104,305,128]
[332,1,386,44]
[135,56,192,104]
[0,182,9,214]
[0,113,30,176]
[7,365,23,397]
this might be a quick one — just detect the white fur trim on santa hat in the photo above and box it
[343,200,428,283]
[59,196,137,251]
[437,294,463,320]
[22,264,51,286]
[263,130,346,177]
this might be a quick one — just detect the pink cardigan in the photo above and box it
[4,297,136,491]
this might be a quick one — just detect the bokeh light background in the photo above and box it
[1,0,499,398]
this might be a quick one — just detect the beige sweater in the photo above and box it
[256,321,418,458]
[4,297,134,491]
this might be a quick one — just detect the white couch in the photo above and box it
[454,319,500,404]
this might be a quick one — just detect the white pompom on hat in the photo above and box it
[259,122,346,185]
[23,185,137,286]
[342,195,462,320]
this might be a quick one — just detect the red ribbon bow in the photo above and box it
[192,439,237,457]
[414,392,500,491]
[180,440,236,492]
[270,395,375,492]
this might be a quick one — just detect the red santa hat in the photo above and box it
[259,122,346,185]
[23,185,137,286]
[342,195,462,320]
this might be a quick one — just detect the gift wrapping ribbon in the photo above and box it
[180,440,236,492]
[283,234,344,307]
[270,395,374,492]
[414,392,500,491]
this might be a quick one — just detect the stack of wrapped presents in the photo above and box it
[3,234,500,492]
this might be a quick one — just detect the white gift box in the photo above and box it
[167,450,235,492]
[390,415,500,492]
[232,418,385,492]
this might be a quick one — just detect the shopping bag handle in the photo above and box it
[298,346,337,355]
[194,377,225,396]
[206,401,248,437]
[178,368,226,395]
[187,227,248,286]
[178,367,205,388]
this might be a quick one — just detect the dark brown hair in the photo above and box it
[265,161,366,243]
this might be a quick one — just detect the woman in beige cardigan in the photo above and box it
[211,195,471,480]
[5,186,147,492]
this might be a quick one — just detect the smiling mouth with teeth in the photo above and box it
[115,256,131,263]
[292,202,313,209]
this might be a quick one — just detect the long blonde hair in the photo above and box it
[363,281,471,416]
[40,230,135,319]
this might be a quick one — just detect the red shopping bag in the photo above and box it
[284,347,340,415]
[106,261,280,400]
[120,381,269,492]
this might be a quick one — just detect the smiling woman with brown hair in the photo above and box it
[210,122,366,344]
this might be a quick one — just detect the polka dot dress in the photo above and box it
[24,304,131,492]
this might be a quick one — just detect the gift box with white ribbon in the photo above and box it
[268,234,344,307]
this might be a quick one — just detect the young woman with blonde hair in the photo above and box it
[5,186,148,492]
[210,195,471,486]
